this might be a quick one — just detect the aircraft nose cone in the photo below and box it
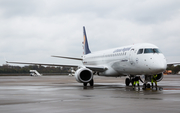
[153,58,167,73]
[156,61,166,71]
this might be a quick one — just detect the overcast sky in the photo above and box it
[0,0,180,66]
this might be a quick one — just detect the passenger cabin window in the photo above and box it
[137,49,143,54]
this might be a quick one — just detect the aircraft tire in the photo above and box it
[131,79,134,86]
[83,83,87,87]
[147,83,150,88]
[143,83,146,89]
[125,78,130,86]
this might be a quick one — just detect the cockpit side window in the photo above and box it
[137,49,143,54]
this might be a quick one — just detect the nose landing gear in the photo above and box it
[143,83,151,89]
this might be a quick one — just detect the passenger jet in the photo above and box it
[7,26,179,88]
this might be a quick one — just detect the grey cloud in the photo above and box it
[0,0,180,64]
[109,0,180,24]
[0,0,38,18]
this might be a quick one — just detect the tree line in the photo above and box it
[0,64,71,74]
[167,65,180,74]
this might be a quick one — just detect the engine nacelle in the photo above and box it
[156,73,164,82]
[75,68,93,83]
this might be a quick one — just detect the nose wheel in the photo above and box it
[143,83,151,89]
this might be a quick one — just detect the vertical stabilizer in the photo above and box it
[83,26,91,55]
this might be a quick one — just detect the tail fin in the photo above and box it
[83,26,91,55]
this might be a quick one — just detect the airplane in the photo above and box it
[6,26,178,88]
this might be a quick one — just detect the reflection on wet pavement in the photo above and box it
[0,75,180,113]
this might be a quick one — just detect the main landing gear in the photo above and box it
[83,79,94,87]
[125,76,134,86]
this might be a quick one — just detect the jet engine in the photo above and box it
[75,68,93,83]
[156,72,164,82]
[144,73,164,83]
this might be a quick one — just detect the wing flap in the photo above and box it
[85,65,108,72]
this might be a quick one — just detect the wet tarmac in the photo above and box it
[0,75,180,113]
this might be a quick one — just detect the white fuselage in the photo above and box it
[83,43,167,77]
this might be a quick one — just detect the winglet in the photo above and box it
[4,56,8,64]
[83,26,91,55]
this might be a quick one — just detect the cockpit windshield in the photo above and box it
[153,48,161,53]
[137,48,161,54]
[144,49,154,53]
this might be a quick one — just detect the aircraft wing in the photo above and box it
[167,62,180,67]
[6,61,107,72]
[6,61,78,67]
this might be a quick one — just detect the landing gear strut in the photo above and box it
[89,79,94,86]
[83,83,87,86]
[83,79,94,87]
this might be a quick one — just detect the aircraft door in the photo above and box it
[129,48,135,65]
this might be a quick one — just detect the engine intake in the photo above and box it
[75,68,93,83]
[156,73,164,82]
